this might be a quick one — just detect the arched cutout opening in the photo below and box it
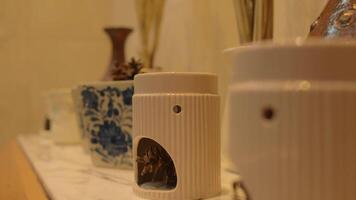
[136,138,177,190]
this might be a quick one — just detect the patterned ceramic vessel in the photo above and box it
[74,81,134,168]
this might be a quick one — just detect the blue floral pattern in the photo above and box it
[80,84,133,167]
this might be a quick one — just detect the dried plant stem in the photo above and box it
[233,0,273,43]
[253,0,273,41]
[233,0,254,43]
[149,0,165,68]
[135,0,165,69]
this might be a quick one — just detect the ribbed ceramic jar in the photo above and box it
[227,40,356,200]
[133,72,221,200]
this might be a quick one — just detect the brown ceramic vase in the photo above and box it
[102,27,133,81]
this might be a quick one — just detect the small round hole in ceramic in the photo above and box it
[262,106,275,121]
[136,138,177,190]
[172,105,182,114]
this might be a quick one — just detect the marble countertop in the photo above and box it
[18,134,243,200]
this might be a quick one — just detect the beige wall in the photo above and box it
[274,0,328,40]
[0,0,327,142]
[0,0,117,141]
[0,0,238,142]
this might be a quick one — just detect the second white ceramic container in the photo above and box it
[45,89,81,144]
[133,72,221,200]
[226,40,356,200]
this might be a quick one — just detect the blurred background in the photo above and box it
[0,0,327,142]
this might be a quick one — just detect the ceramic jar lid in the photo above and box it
[228,39,356,82]
[134,72,218,94]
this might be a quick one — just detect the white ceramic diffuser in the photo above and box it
[226,40,356,200]
[133,72,221,200]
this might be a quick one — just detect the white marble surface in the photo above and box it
[18,134,242,200]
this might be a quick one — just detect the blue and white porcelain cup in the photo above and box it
[74,81,133,168]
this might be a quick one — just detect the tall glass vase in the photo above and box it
[310,0,356,38]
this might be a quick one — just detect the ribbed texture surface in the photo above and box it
[133,94,221,200]
[229,82,356,200]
